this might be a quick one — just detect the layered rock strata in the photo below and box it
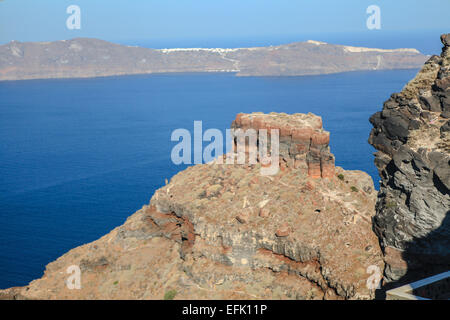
[369,34,450,282]
[0,38,428,81]
[1,112,382,300]
[231,112,335,178]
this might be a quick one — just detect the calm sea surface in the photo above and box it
[0,70,418,289]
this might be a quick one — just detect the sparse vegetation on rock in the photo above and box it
[369,33,450,283]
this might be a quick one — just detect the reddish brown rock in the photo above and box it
[231,112,335,179]
[292,127,313,141]
[259,207,270,218]
[0,38,427,82]
[236,214,248,224]
[311,131,330,147]
[294,156,307,170]
[369,34,450,283]
[252,117,264,130]
[304,181,315,191]
[320,152,336,178]
[294,142,308,154]
[307,162,321,179]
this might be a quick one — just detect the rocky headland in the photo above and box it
[1,34,448,300]
[0,112,383,300]
[0,38,427,81]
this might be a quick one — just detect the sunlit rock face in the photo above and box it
[369,34,450,282]
[1,112,383,300]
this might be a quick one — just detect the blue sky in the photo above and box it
[0,0,449,47]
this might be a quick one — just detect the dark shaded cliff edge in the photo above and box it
[0,38,427,81]
[369,34,450,293]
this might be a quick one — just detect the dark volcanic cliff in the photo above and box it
[0,38,427,81]
[369,34,450,283]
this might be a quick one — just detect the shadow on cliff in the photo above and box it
[375,212,450,299]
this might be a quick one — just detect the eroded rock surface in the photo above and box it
[1,112,383,300]
[369,34,450,282]
[231,112,334,178]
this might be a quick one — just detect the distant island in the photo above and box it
[0,38,428,81]
[0,34,448,301]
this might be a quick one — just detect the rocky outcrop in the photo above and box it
[1,112,383,300]
[0,38,428,81]
[369,34,450,283]
[231,112,334,178]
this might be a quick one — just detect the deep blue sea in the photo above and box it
[0,70,418,289]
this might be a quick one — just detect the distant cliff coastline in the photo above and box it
[0,38,428,81]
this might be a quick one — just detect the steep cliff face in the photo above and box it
[1,113,383,300]
[369,34,450,282]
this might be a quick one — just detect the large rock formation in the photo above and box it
[1,112,383,300]
[0,38,428,81]
[369,34,450,283]
[231,112,335,178]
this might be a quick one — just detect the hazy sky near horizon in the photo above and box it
[0,0,449,44]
